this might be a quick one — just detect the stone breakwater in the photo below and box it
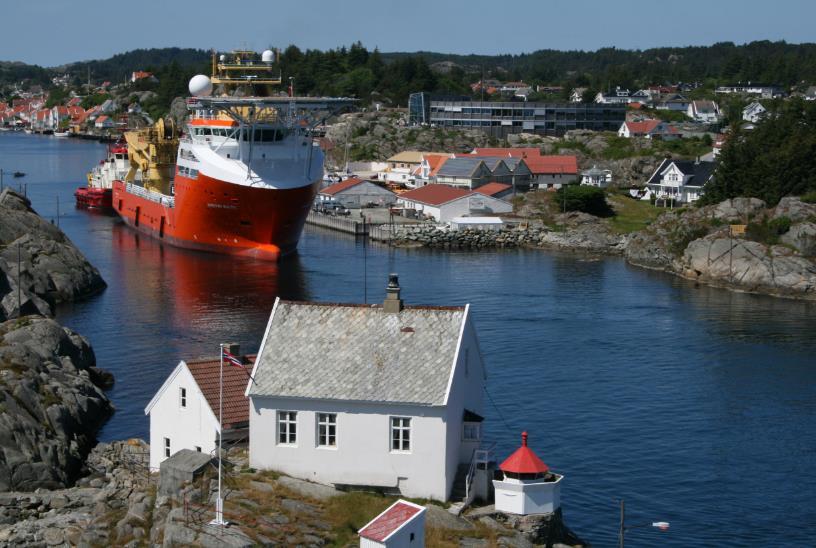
[388,212,628,255]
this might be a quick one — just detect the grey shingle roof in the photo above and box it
[646,159,717,187]
[436,157,486,178]
[249,301,467,406]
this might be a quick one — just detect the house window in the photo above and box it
[164,437,171,458]
[391,417,411,452]
[278,411,297,445]
[463,423,481,442]
[180,387,186,408]
[317,413,337,447]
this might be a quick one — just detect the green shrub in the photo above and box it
[553,185,614,217]
[801,191,816,204]
[745,216,791,245]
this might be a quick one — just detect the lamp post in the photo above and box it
[617,499,670,548]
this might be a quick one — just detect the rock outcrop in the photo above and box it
[0,189,105,320]
[0,316,114,491]
[626,197,816,298]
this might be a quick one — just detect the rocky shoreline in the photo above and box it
[386,197,816,301]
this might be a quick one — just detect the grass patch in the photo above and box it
[324,491,394,547]
[607,194,662,234]
[602,135,638,160]
[551,139,590,155]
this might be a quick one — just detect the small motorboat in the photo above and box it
[53,131,70,138]
[13,172,25,178]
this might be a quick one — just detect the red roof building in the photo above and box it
[358,500,426,546]
[397,184,472,206]
[471,148,578,177]
[500,432,549,476]
[319,177,364,196]
[185,355,256,429]
[474,182,512,197]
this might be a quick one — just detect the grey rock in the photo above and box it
[773,196,816,223]
[275,475,341,501]
[781,222,816,256]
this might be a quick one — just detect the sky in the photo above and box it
[2,0,814,66]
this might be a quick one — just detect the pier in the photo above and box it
[305,211,368,235]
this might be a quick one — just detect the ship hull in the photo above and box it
[75,188,113,209]
[112,173,319,261]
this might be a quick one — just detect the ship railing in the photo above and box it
[126,182,175,208]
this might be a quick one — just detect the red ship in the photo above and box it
[111,49,353,261]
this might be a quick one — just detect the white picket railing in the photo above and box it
[126,183,175,208]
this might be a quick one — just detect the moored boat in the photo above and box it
[111,49,354,261]
[75,140,129,210]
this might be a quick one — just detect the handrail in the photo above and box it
[463,442,496,507]
[125,182,175,208]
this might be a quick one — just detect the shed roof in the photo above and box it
[248,299,467,406]
[473,182,511,197]
[358,500,425,542]
[386,151,435,163]
[319,177,365,196]
[185,355,255,428]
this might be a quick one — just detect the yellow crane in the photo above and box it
[124,118,179,195]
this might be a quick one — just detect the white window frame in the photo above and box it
[277,411,297,446]
[164,437,171,458]
[463,422,481,442]
[179,387,186,408]
[317,413,337,448]
[390,416,412,453]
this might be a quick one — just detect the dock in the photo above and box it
[305,211,368,235]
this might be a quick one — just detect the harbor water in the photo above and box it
[2,132,815,546]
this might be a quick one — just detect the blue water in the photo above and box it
[2,132,815,547]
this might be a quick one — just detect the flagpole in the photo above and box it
[211,343,226,526]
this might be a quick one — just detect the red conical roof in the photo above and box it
[500,432,549,474]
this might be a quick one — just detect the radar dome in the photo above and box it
[261,49,275,63]
[188,74,213,97]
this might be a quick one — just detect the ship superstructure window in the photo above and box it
[278,411,297,445]
[391,417,411,452]
[317,413,337,447]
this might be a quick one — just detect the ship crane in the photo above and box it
[124,118,179,195]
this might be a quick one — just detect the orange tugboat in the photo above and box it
[111,49,353,260]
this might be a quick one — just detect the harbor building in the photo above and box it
[245,275,487,501]
[318,177,397,208]
[396,184,513,223]
[424,100,626,137]
[144,347,254,471]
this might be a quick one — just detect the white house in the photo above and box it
[359,500,426,548]
[144,349,254,471]
[396,184,513,223]
[580,166,612,188]
[687,100,721,123]
[742,101,766,123]
[245,275,487,502]
[645,158,717,204]
[379,151,436,186]
[569,87,587,103]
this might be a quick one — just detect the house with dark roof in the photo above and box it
[470,148,576,189]
[144,347,255,470]
[687,100,721,123]
[395,184,513,222]
[645,158,717,204]
[245,276,487,501]
[655,94,691,112]
[318,177,396,208]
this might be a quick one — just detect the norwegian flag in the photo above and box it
[222,348,243,368]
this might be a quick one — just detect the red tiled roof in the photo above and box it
[320,177,364,195]
[359,501,423,542]
[500,432,549,474]
[625,120,662,134]
[186,355,256,429]
[426,154,451,177]
[524,155,578,175]
[628,102,644,109]
[398,184,471,206]
[474,182,511,197]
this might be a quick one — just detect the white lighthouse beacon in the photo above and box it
[493,432,563,515]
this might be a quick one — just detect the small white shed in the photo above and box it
[450,217,504,231]
[359,499,426,547]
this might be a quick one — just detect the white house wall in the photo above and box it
[248,398,451,501]
[148,365,219,470]
[438,195,512,223]
[443,313,487,475]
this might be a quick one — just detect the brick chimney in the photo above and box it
[383,273,403,313]
[224,343,240,357]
